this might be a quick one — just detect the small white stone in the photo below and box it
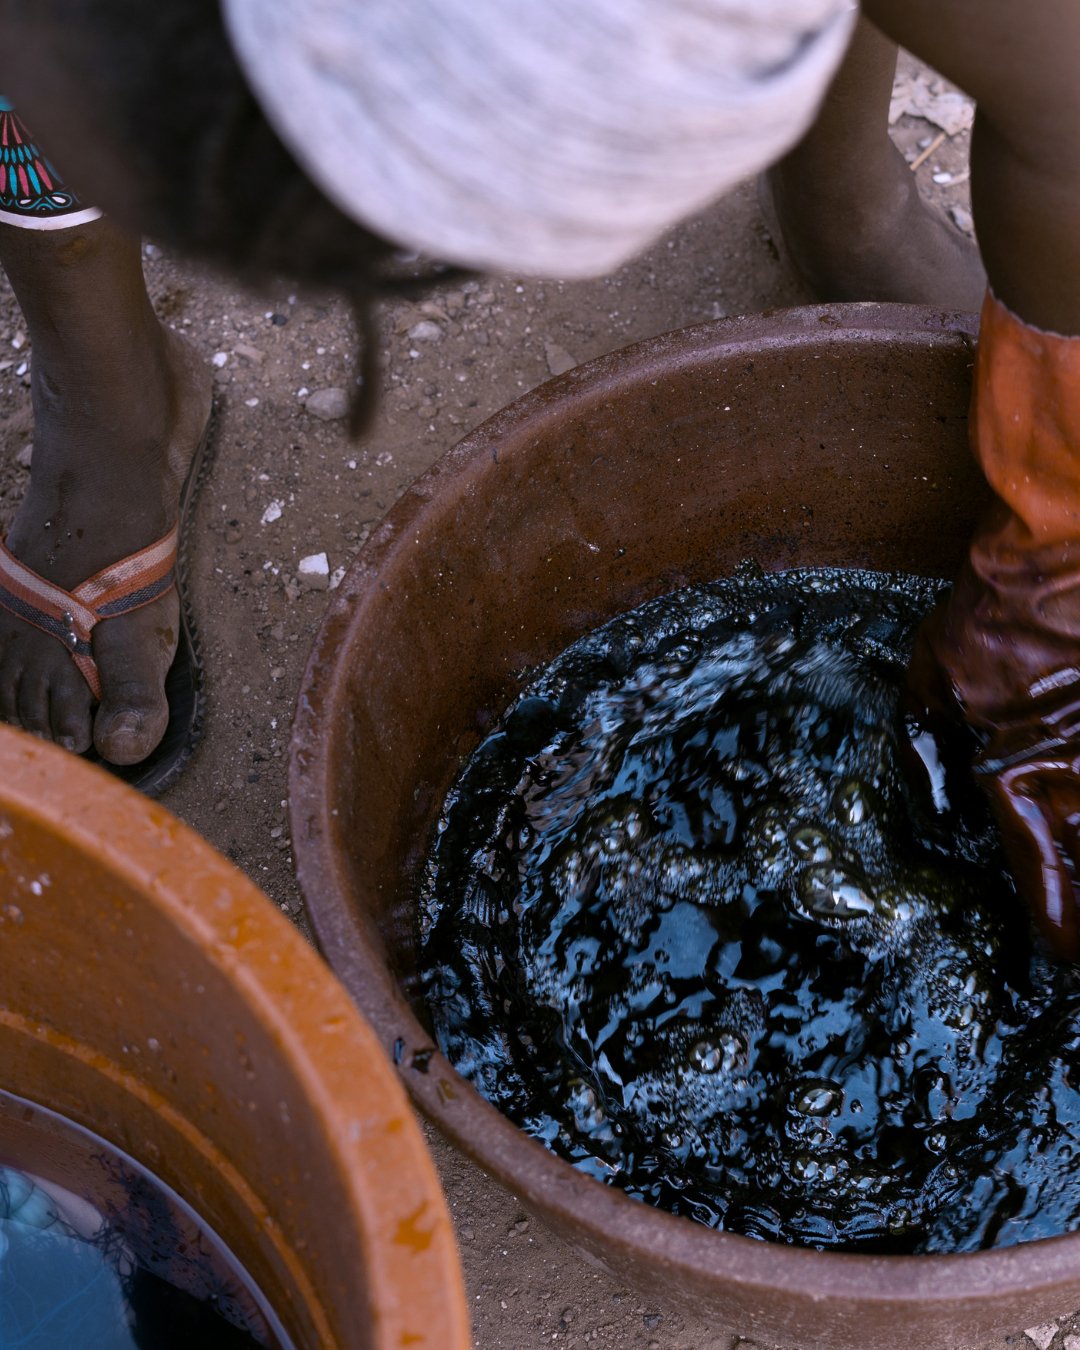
[212,351,229,368]
[298,552,330,590]
[329,566,347,591]
[245,397,260,408]
[543,340,577,376]
[304,386,350,421]
[1025,1323,1060,1350]
[261,500,283,525]
[407,319,443,343]
[16,443,33,468]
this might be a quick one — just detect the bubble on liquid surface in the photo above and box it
[566,1080,606,1132]
[789,825,833,864]
[797,866,876,920]
[600,809,643,855]
[792,1155,821,1182]
[690,1041,723,1073]
[794,1082,843,1116]
[878,886,918,923]
[690,1032,744,1075]
[834,779,872,827]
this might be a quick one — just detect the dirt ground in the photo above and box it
[1,63,1075,1350]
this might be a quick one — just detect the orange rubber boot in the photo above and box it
[908,290,1080,958]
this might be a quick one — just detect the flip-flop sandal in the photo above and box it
[0,418,215,797]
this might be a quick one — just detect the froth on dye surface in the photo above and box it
[0,1089,291,1348]
[420,566,1080,1253]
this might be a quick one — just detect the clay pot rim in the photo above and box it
[289,305,1080,1305]
[0,727,470,1350]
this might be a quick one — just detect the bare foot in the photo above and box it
[759,16,986,312]
[0,220,211,765]
[761,153,986,310]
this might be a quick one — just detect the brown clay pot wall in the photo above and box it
[0,729,470,1350]
[291,305,1080,1349]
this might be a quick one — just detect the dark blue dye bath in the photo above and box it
[0,1090,291,1349]
[420,567,1080,1254]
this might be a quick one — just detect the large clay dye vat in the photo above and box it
[290,305,1079,1349]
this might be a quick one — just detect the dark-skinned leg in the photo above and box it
[764,13,984,309]
[861,0,1080,334]
[862,0,1080,954]
[0,216,210,763]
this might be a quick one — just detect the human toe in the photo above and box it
[15,670,53,739]
[49,683,94,754]
[93,690,169,765]
[91,602,178,765]
[0,654,22,728]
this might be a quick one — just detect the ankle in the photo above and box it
[772,144,916,245]
[28,319,176,465]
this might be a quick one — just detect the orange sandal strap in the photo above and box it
[0,525,178,701]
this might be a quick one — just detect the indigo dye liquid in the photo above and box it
[0,1089,291,1348]
[421,567,1080,1253]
